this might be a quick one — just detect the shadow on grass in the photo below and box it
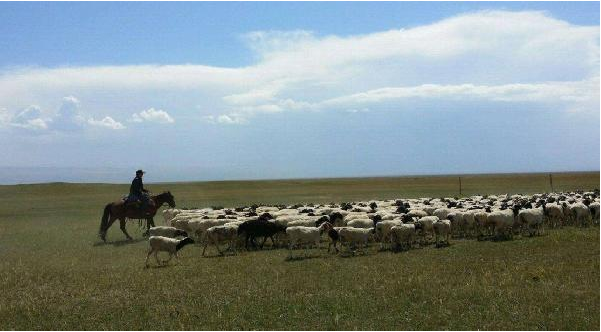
[92,238,146,247]
[201,251,239,258]
[285,253,327,262]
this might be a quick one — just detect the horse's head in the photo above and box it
[159,191,176,208]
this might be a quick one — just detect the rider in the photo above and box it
[129,169,150,211]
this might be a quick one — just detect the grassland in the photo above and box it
[0,172,598,330]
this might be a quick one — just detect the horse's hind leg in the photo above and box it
[120,218,133,240]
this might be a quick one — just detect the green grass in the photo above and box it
[0,172,598,330]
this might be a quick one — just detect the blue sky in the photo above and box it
[0,2,598,183]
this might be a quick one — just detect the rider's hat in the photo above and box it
[136,169,145,175]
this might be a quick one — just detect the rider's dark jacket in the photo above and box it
[129,176,146,197]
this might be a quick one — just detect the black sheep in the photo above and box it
[237,219,286,250]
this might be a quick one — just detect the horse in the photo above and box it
[99,191,176,242]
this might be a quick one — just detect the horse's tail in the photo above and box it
[99,203,112,239]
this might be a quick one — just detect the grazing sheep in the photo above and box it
[286,222,329,257]
[145,236,195,267]
[202,225,238,256]
[433,220,451,247]
[148,226,188,238]
[390,224,416,251]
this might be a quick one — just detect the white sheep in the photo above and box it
[389,224,416,251]
[285,223,329,258]
[590,202,600,225]
[145,236,195,267]
[543,203,564,228]
[487,209,515,238]
[433,208,452,221]
[417,216,438,243]
[433,219,451,247]
[202,225,238,256]
[148,226,188,238]
[338,227,374,254]
[571,202,592,227]
[374,220,403,249]
[346,218,375,229]
[518,207,544,236]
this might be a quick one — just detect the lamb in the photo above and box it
[202,225,238,256]
[338,227,374,254]
[148,226,188,238]
[285,222,330,258]
[321,222,340,253]
[432,219,451,247]
[389,224,416,251]
[145,236,195,267]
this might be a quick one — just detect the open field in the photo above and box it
[0,172,599,330]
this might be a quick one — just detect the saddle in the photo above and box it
[122,195,156,216]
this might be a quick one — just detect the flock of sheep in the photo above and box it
[144,190,600,267]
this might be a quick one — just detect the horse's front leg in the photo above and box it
[120,218,133,240]
[143,217,154,237]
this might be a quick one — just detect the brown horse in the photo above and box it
[99,191,176,242]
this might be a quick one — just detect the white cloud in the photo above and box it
[319,78,600,108]
[202,113,247,125]
[88,116,126,130]
[10,105,50,130]
[131,108,174,124]
[0,108,9,126]
[0,10,598,126]
[50,96,87,131]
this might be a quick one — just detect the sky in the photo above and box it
[0,2,599,184]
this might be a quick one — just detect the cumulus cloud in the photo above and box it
[131,108,174,124]
[10,105,50,130]
[0,10,598,126]
[50,96,87,131]
[4,96,127,132]
[88,116,126,130]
